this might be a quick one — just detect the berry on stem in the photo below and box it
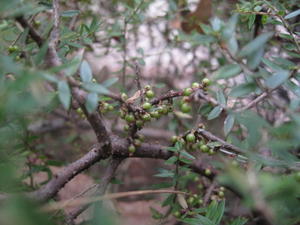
[183,87,193,96]
[186,133,196,142]
[180,103,191,113]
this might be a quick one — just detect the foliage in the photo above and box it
[0,0,300,225]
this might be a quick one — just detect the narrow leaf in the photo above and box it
[85,93,98,113]
[265,70,289,89]
[207,106,223,120]
[58,81,71,109]
[215,64,242,79]
[284,9,300,20]
[82,83,109,94]
[224,114,235,136]
[80,60,93,83]
[238,32,273,58]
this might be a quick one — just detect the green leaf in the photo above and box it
[85,93,98,113]
[224,114,235,136]
[82,83,109,94]
[206,200,225,224]
[102,77,118,87]
[207,106,223,120]
[180,150,196,160]
[229,82,257,98]
[227,217,248,225]
[61,10,80,17]
[58,81,71,109]
[238,32,274,58]
[284,9,300,20]
[265,70,289,89]
[215,64,242,79]
[80,60,93,83]
[216,90,226,105]
[181,216,214,225]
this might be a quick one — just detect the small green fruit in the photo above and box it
[171,135,178,143]
[150,111,160,119]
[142,102,152,110]
[183,87,193,96]
[218,191,225,197]
[144,85,151,90]
[208,149,215,155]
[197,199,203,205]
[180,103,191,113]
[178,138,186,145]
[120,110,126,119]
[202,78,211,86]
[142,113,151,121]
[125,114,135,123]
[200,144,209,153]
[186,133,196,142]
[121,93,128,100]
[145,90,155,98]
[128,144,136,153]
[134,139,142,147]
[204,168,211,176]
[107,105,114,111]
[161,105,169,115]
[220,186,225,192]
[192,82,200,88]
[123,124,129,131]
[136,120,144,128]
[8,45,19,53]
[187,196,195,204]
[173,211,181,218]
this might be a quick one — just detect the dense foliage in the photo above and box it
[0,0,300,225]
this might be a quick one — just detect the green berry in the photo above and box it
[171,135,178,143]
[138,134,145,141]
[173,211,181,218]
[144,85,151,90]
[134,139,142,147]
[8,45,18,53]
[200,144,209,153]
[142,102,152,110]
[125,114,135,123]
[123,124,129,131]
[220,187,225,192]
[128,144,136,153]
[208,149,215,155]
[187,196,195,204]
[121,93,128,100]
[186,133,196,142]
[192,82,200,88]
[161,105,169,115]
[204,168,211,176]
[178,138,186,145]
[180,103,191,113]
[145,90,155,98]
[183,87,193,96]
[202,78,211,86]
[197,199,203,205]
[142,113,151,121]
[150,111,160,119]
[218,191,225,197]
[136,120,144,128]
[107,105,114,111]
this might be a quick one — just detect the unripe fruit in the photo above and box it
[150,111,160,119]
[192,82,200,88]
[142,113,151,121]
[218,191,225,197]
[121,93,128,100]
[180,103,191,113]
[202,78,211,86]
[197,184,203,190]
[125,114,135,123]
[197,199,203,205]
[107,105,114,111]
[128,144,136,153]
[178,138,186,145]
[200,144,209,153]
[220,187,225,192]
[145,90,154,98]
[204,168,211,176]
[208,149,215,155]
[183,87,193,96]
[136,120,144,128]
[161,105,169,115]
[142,102,152,110]
[186,133,196,142]
[138,134,145,141]
[144,85,151,90]
[8,45,19,53]
[187,196,195,204]
[123,124,129,131]
[134,139,142,147]
[173,211,181,218]
[171,135,178,143]
[120,110,126,119]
